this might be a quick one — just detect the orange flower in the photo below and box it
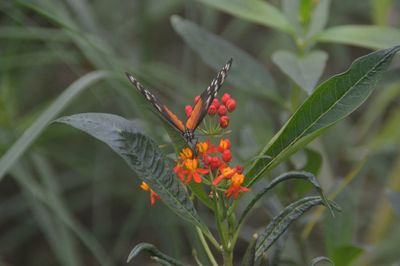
[196,141,209,154]
[174,158,209,184]
[225,173,250,198]
[179,147,193,160]
[140,182,161,205]
[219,138,231,151]
[213,166,237,185]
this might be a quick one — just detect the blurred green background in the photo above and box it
[1,0,400,265]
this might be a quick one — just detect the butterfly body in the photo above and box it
[126,59,233,155]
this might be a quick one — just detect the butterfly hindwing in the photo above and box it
[125,73,185,132]
[185,58,233,130]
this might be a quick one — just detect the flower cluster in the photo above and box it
[185,93,236,128]
[141,92,246,205]
[173,138,249,198]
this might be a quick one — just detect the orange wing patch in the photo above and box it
[186,98,203,130]
[163,106,185,131]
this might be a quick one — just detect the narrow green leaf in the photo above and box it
[171,16,284,105]
[238,171,332,228]
[241,234,257,266]
[272,50,328,94]
[0,26,70,41]
[255,196,340,259]
[0,71,110,182]
[316,25,400,49]
[196,0,294,33]
[246,46,400,186]
[309,256,334,266]
[55,113,208,232]
[306,0,330,39]
[127,242,185,265]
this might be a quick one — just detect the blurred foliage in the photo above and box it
[0,0,400,265]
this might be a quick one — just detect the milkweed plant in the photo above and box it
[56,45,400,265]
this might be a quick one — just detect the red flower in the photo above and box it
[174,159,209,184]
[185,105,193,118]
[226,99,236,112]
[213,166,237,185]
[218,105,227,116]
[194,95,201,104]
[225,173,249,198]
[208,104,217,116]
[210,156,221,169]
[212,98,220,109]
[222,149,232,162]
[140,182,161,205]
[220,116,230,128]
[219,138,231,151]
[221,93,231,104]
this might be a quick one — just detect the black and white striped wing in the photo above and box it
[125,73,186,132]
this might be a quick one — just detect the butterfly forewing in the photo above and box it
[125,73,185,132]
[125,58,233,148]
[185,58,233,130]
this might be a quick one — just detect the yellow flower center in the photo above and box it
[222,167,236,177]
[219,138,230,150]
[180,148,193,160]
[196,141,208,153]
[185,159,199,171]
[140,181,150,191]
[231,173,245,187]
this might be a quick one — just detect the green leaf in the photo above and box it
[55,113,208,233]
[331,245,363,266]
[316,25,400,49]
[241,234,257,266]
[196,0,294,33]
[255,196,340,259]
[309,256,334,266]
[0,71,110,182]
[171,16,284,105]
[127,242,185,266]
[306,0,330,39]
[272,50,328,94]
[238,171,332,229]
[245,46,400,187]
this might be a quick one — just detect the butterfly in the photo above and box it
[125,58,233,155]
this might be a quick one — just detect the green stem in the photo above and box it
[196,227,218,266]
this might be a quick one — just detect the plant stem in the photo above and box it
[196,227,218,266]
[223,249,233,266]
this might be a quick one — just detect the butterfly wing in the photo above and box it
[125,73,185,133]
[186,58,233,131]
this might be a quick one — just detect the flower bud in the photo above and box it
[219,115,230,128]
[222,150,232,162]
[219,138,231,151]
[221,93,231,104]
[235,165,244,173]
[185,105,193,118]
[212,98,220,109]
[208,104,217,116]
[218,105,227,116]
[226,99,236,112]
[194,95,201,104]
[210,156,221,169]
